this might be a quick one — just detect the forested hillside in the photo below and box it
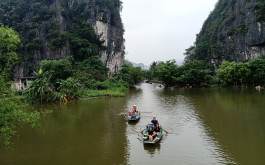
[185,0,265,65]
[0,0,124,78]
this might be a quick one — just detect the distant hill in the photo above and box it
[125,60,149,70]
[131,62,150,70]
[125,60,183,70]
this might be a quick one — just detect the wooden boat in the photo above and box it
[128,111,140,121]
[143,125,163,144]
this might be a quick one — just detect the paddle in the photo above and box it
[163,128,169,134]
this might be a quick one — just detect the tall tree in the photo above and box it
[0,25,21,79]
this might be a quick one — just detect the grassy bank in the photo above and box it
[80,87,128,99]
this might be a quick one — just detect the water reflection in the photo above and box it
[143,143,161,155]
[182,88,265,165]
[0,98,129,165]
[126,83,236,165]
[1,84,265,164]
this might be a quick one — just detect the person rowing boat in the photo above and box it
[129,105,137,119]
[128,105,140,121]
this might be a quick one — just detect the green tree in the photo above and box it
[58,77,82,101]
[154,60,179,86]
[0,74,40,147]
[74,56,108,81]
[40,57,74,85]
[216,61,237,86]
[25,71,59,104]
[118,64,143,87]
[143,70,152,80]
[236,62,251,85]
[184,46,196,62]
[216,61,251,87]
[178,60,213,86]
[249,58,265,86]
[0,25,21,79]
[66,21,105,61]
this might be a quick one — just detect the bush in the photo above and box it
[92,78,128,90]
[154,60,179,86]
[118,64,143,87]
[24,71,59,104]
[58,77,82,101]
[216,61,251,87]
[40,57,74,85]
[74,56,108,81]
[254,0,265,22]
[249,58,265,86]
[178,60,213,86]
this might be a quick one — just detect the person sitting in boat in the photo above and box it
[154,124,160,132]
[130,111,136,119]
[129,105,137,119]
[147,127,158,142]
[146,123,154,131]
[154,124,161,137]
[151,117,159,129]
[132,105,137,113]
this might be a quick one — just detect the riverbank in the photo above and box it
[79,87,128,99]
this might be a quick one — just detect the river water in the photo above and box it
[1,83,265,165]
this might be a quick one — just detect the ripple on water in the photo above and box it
[126,83,236,165]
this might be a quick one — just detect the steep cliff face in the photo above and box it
[91,17,125,76]
[187,0,265,64]
[0,0,124,78]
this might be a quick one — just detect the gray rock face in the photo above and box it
[196,0,265,63]
[14,0,124,79]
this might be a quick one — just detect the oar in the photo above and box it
[163,128,169,134]
[137,137,143,142]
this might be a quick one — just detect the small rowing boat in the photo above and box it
[128,111,140,121]
[143,125,163,144]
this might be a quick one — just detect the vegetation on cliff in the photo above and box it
[185,0,265,65]
[184,0,237,63]
[0,0,123,75]
[254,0,265,22]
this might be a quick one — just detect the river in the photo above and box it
[1,83,265,165]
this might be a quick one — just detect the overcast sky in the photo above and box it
[121,0,218,65]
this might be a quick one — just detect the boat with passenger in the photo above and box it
[143,124,163,144]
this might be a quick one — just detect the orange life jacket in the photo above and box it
[130,112,136,116]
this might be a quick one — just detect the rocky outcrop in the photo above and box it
[91,19,125,76]
[0,0,124,78]
[192,0,265,64]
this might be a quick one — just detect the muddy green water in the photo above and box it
[1,83,265,165]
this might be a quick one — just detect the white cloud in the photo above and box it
[121,0,218,65]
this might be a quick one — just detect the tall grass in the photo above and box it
[80,86,128,99]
